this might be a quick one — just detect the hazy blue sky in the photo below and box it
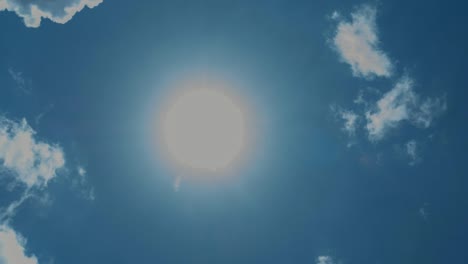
[0,1,467,263]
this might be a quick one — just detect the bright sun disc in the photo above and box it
[162,84,246,172]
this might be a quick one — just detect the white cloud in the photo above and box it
[0,225,38,264]
[328,5,446,166]
[317,255,335,264]
[332,106,359,136]
[87,187,95,201]
[365,77,445,141]
[0,117,86,264]
[353,90,366,105]
[332,5,392,78]
[341,110,359,136]
[365,78,414,140]
[0,0,103,28]
[74,165,95,201]
[77,166,86,177]
[0,117,65,189]
[331,11,340,20]
[413,96,447,128]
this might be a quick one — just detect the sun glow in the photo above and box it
[160,80,248,172]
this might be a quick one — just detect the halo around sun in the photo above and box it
[159,79,249,173]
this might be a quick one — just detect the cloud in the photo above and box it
[0,0,103,28]
[413,96,447,128]
[353,90,366,105]
[0,117,65,189]
[331,106,359,136]
[332,5,392,78]
[419,203,429,220]
[330,11,340,20]
[74,165,95,201]
[365,78,414,140]
[316,256,335,264]
[340,110,359,136]
[328,5,446,166]
[8,68,31,94]
[34,104,54,125]
[0,225,38,264]
[77,166,86,177]
[0,192,32,223]
[406,140,419,165]
[0,116,87,264]
[365,77,445,141]
[86,187,95,201]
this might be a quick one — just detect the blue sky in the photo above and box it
[0,0,467,263]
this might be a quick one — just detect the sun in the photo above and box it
[160,82,247,172]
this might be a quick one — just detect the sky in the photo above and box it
[0,0,467,263]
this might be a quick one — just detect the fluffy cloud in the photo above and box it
[0,225,38,264]
[332,5,392,78]
[0,0,103,28]
[365,77,446,141]
[316,256,335,264]
[0,117,71,264]
[0,117,65,189]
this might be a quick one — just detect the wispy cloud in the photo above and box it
[365,77,415,140]
[0,225,38,264]
[77,166,86,177]
[0,0,103,28]
[331,105,359,136]
[316,255,336,264]
[8,68,31,95]
[73,165,95,201]
[331,5,392,78]
[0,116,65,189]
[330,11,340,20]
[341,110,359,136]
[413,96,447,128]
[365,77,446,141]
[406,140,419,165]
[34,104,54,125]
[419,203,429,220]
[0,192,32,223]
